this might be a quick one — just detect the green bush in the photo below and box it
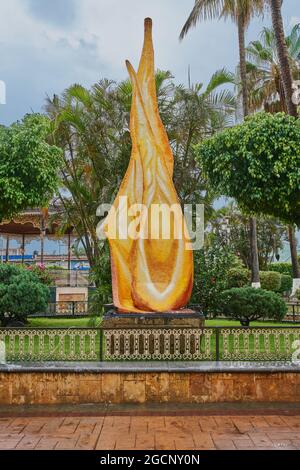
[0,264,50,326]
[25,265,54,286]
[295,289,300,301]
[227,267,250,288]
[191,244,237,316]
[219,287,287,326]
[278,274,293,295]
[259,271,281,292]
[268,263,293,276]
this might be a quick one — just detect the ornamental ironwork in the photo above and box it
[0,326,299,362]
[0,328,98,361]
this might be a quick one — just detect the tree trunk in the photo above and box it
[249,217,260,285]
[270,0,298,117]
[238,14,249,117]
[238,14,260,287]
[288,225,300,278]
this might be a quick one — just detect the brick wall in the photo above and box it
[0,371,300,405]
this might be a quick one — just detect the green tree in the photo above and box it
[180,0,264,287]
[219,286,287,325]
[245,24,300,281]
[196,112,300,224]
[197,112,300,221]
[210,202,284,270]
[0,114,62,222]
[0,264,49,326]
[191,243,237,316]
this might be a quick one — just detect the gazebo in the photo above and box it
[0,206,74,268]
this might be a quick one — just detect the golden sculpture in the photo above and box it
[102,18,193,312]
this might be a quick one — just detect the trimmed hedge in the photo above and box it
[259,271,281,292]
[268,263,293,276]
[227,267,250,289]
[219,287,287,326]
[279,274,293,295]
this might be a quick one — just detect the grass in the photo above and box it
[28,317,102,328]
[27,316,299,328]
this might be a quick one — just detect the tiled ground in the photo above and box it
[0,414,299,450]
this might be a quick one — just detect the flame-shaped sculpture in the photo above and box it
[103,18,193,312]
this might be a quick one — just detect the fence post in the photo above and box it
[99,328,103,361]
[293,304,296,323]
[215,328,220,362]
[72,302,75,316]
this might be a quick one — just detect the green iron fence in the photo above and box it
[0,326,299,362]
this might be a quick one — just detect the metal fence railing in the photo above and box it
[29,301,91,317]
[0,328,99,362]
[286,302,300,322]
[0,326,299,363]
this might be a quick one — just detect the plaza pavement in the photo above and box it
[0,406,300,450]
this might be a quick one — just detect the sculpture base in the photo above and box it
[102,305,205,360]
[102,304,205,328]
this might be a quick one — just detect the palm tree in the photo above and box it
[180,0,264,287]
[269,0,298,118]
[170,68,236,208]
[246,24,300,113]
[246,25,300,285]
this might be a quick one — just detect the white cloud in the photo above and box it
[0,0,296,125]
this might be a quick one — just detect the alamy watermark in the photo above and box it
[96,198,204,250]
[292,340,300,365]
[0,340,6,364]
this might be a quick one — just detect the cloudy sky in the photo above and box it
[0,0,298,126]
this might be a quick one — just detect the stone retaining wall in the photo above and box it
[0,371,299,405]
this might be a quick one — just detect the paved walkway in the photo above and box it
[0,414,300,450]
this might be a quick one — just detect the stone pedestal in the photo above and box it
[102,305,205,328]
[102,305,205,360]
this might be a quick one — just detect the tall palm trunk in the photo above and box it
[270,0,298,117]
[270,0,300,293]
[238,14,260,286]
[288,225,300,295]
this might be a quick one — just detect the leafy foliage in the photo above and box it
[196,112,300,226]
[0,265,50,325]
[278,274,293,295]
[227,267,250,288]
[259,271,282,292]
[191,244,237,316]
[268,262,296,276]
[210,202,284,269]
[219,287,287,326]
[25,265,54,286]
[246,24,300,113]
[0,114,62,222]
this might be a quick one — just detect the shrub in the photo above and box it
[0,264,50,326]
[227,267,250,289]
[26,264,54,286]
[219,287,287,326]
[268,263,293,276]
[295,289,300,301]
[191,244,237,316]
[259,271,281,292]
[278,274,293,295]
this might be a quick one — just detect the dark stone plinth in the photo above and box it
[102,305,205,328]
